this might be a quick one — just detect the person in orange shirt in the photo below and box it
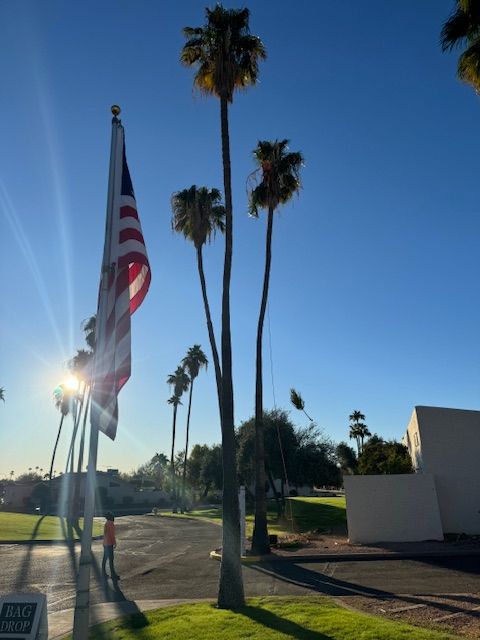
[102,512,119,580]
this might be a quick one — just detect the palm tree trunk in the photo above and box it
[181,379,195,513]
[252,206,274,555]
[170,404,179,513]
[49,414,65,513]
[197,247,222,418]
[74,386,90,518]
[217,92,245,609]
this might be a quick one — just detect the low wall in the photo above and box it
[344,474,443,544]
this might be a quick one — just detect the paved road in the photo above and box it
[2,515,480,615]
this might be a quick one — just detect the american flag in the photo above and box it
[90,123,151,440]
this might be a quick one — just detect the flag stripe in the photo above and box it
[90,125,150,440]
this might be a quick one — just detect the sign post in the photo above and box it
[0,594,47,640]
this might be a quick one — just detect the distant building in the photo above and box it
[2,469,168,515]
[403,406,480,535]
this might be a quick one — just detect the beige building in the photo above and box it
[403,406,480,535]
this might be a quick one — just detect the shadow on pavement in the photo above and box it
[13,516,47,590]
[250,560,480,621]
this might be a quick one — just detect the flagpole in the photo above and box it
[72,106,122,640]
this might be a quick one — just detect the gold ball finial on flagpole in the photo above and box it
[111,105,121,117]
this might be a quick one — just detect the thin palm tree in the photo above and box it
[49,384,72,512]
[167,366,190,512]
[248,139,303,555]
[181,5,266,608]
[441,2,480,92]
[290,388,313,421]
[180,345,208,512]
[0,387,5,402]
[171,186,224,419]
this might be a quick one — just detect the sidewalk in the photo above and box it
[48,598,209,639]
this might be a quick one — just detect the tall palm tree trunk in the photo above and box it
[252,206,274,555]
[181,380,195,513]
[74,386,90,520]
[218,92,245,609]
[49,414,65,513]
[170,404,179,513]
[197,247,222,417]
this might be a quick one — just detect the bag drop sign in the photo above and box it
[0,603,37,634]
[0,594,47,640]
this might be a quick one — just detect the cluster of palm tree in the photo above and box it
[177,5,304,602]
[48,315,96,518]
[166,345,208,513]
[348,410,371,456]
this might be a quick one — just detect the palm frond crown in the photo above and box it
[182,344,208,381]
[441,1,480,91]
[166,366,190,398]
[181,4,266,103]
[290,388,305,412]
[248,139,304,217]
[171,185,225,249]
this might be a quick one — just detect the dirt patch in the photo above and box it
[273,531,480,558]
[337,593,480,639]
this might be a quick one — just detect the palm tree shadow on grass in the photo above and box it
[238,605,330,640]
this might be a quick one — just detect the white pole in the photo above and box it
[72,107,122,640]
[239,485,246,557]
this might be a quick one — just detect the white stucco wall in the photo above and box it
[344,474,443,544]
[405,407,480,534]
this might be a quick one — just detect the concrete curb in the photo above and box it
[0,535,102,546]
[210,548,480,563]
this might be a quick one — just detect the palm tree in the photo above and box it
[248,139,303,556]
[49,384,72,512]
[171,186,224,419]
[441,2,480,92]
[348,410,371,455]
[0,387,5,402]
[167,366,190,512]
[180,345,208,512]
[290,388,313,421]
[181,5,266,608]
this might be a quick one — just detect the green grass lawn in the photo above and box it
[0,512,103,541]
[160,496,346,538]
[67,596,458,640]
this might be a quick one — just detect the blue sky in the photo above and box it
[1,0,478,478]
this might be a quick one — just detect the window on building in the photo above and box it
[413,432,419,447]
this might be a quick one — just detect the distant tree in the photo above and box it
[166,364,190,512]
[181,4,266,609]
[16,471,43,483]
[248,139,304,555]
[335,442,358,475]
[122,452,169,490]
[187,444,223,499]
[180,345,208,512]
[348,410,371,455]
[0,387,5,403]
[441,1,480,92]
[237,410,341,517]
[358,435,413,475]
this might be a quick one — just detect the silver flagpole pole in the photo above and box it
[72,106,122,640]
